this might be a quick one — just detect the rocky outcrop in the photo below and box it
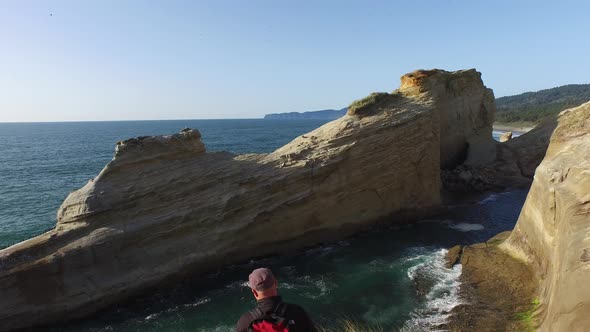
[499,131,512,142]
[0,69,495,331]
[398,69,497,168]
[441,118,556,193]
[445,232,537,332]
[495,117,557,178]
[446,101,590,331]
[501,101,590,331]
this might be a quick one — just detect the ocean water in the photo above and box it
[0,119,330,248]
[0,120,527,331]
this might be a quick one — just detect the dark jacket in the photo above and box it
[236,296,317,332]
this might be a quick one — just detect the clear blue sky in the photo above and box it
[1,0,589,122]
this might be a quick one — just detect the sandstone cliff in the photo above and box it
[397,69,496,168]
[502,101,590,331]
[0,69,495,331]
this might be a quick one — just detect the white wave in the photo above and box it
[299,275,332,299]
[401,248,463,332]
[403,254,427,263]
[448,223,485,232]
[144,312,160,321]
[407,262,421,280]
[279,282,296,289]
[224,280,249,289]
[478,194,498,204]
[183,297,211,308]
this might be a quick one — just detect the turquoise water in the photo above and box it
[0,120,527,331]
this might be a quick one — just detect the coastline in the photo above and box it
[493,123,535,133]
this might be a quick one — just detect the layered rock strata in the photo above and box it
[398,69,496,168]
[0,69,495,331]
[502,101,590,331]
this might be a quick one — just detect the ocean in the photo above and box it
[0,120,526,331]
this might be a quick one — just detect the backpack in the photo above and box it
[248,302,294,332]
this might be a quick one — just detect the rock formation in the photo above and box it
[499,131,512,142]
[495,117,557,178]
[442,118,556,193]
[446,101,590,331]
[444,232,537,332]
[397,69,496,168]
[0,69,496,330]
[502,101,590,331]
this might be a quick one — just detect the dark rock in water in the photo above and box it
[441,165,501,192]
[412,268,437,296]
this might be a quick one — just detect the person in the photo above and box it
[236,268,317,332]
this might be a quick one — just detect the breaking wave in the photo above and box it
[401,248,463,331]
[478,193,498,204]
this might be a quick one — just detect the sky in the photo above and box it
[1,0,589,122]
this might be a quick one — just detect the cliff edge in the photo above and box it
[502,101,590,331]
[446,101,590,331]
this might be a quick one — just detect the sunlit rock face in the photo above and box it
[0,69,496,331]
[398,69,496,168]
[502,101,590,331]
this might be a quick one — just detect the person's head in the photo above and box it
[248,268,278,300]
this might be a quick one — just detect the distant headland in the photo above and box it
[263,108,347,120]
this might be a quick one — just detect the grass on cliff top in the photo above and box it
[553,102,590,140]
[514,297,540,332]
[347,92,390,117]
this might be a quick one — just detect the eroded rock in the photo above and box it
[445,232,537,332]
[442,118,557,193]
[499,131,512,142]
[445,245,463,268]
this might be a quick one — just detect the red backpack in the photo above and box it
[248,302,294,332]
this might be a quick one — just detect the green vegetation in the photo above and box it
[552,99,590,141]
[515,297,541,332]
[348,92,390,117]
[495,84,590,124]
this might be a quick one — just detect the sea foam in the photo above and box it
[402,248,463,331]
